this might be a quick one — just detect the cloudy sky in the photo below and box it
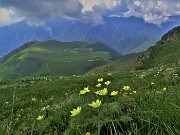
[0,0,180,26]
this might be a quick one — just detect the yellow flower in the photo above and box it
[151,82,155,85]
[156,91,162,94]
[79,86,90,95]
[123,86,130,90]
[100,88,108,96]
[104,81,111,86]
[36,115,44,120]
[41,105,50,111]
[163,87,167,91]
[70,107,81,116]
[133,91,137,94]
[95,91,100,95]
[86,132,91,135]
[84,86,90,91]
[97,78,103,82]
[41,107,46,111]
[88,99,101,108]
[32,98,36,101]
[96,83,101,87]
[79,90,89,95]
[111,91,118,96]
[95,88,108,96]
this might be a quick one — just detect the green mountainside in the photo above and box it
[89,26,180,75]
[134,26,180,70]
[87,53,142,75]
[0,27,180,135]
[0,41,121,81]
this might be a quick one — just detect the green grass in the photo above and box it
[0,41,120,81]
[136,26,180,70]
[87,53,141,75]
[0,27,180,135]
[0,65,179,135]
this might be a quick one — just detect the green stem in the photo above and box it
[31,120,36,135]
[98,108,100,135]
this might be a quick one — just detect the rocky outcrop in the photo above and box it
[133,47,153,70]
[159,26,180,44]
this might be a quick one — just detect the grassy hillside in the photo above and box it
[0,40,121,81]
[134,26,180,70]
[87,53,142,75]
[0,62,179,135]
[0,26,180,135]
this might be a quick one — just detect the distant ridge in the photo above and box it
[1,16,178,57]
[0,40,121,80]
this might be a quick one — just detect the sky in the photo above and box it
[0,0,180,26]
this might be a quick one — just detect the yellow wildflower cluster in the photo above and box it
[70,78,118,117]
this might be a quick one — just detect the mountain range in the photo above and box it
[0,26,179,81]
[0,16,179,57]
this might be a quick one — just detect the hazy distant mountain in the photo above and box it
[0,16,179,56]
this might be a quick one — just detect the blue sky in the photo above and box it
[0,0,180,26]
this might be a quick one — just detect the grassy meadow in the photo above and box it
[0,27,180,135]
[0,64,180,135]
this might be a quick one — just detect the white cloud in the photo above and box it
[143,13,169,25]
[123,0,180,25]
[80,0,121,25]
[0,8,24,26]
[81,0,121,12]
[134,1,142,7]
